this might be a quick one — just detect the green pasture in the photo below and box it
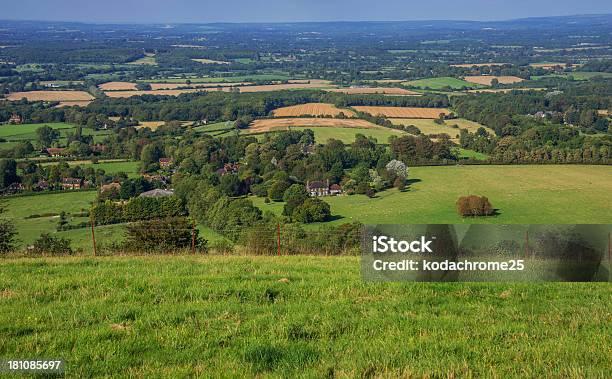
[253,165,612,225]
[0,255,609,377]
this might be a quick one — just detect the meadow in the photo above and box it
[0,255,610,377]
[253,165,612,225]
[403,77,479,90]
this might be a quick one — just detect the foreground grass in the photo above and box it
[0,255,610,377]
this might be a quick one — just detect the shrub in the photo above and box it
[123,217,206,253]
[32,233,73,255]
[293,198,331,223]
[456,195,494,217]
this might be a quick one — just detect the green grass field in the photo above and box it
[404,77,481,90]
[0,122,74,139]
[531,71,612,81]
[388,118,492,142]
[453,147,489,160]
[193,121,237,137]
[253,165,612,225]
[0,255,610,377]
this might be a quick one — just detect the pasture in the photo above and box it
[254,165,612,225]
[403,77,478,90]
[247,118,381,133]
[463,75,524,86]
[352,106,451,119]
[272,103,356,117]
[389,118,492,141]
[127,54,156,65]
[0,255,610,377]
[0,122,74,139]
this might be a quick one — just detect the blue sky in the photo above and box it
[2,0,611,23]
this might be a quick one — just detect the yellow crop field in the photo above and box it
[463,75,524,85]
[327,87,421,95]
[247,118,381,133]
[272,103,356,117]
[389,118,493,142]
[352,106,451,119]
[7,91,94,102]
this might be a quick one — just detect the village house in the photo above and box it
[46,147,67,157]
[139,189,174,198]
[100,182,121,193]
[307,180,343,197]
[216,162,241,176]
[34,180,50,191]
[8,114,22,124]
[62,178,82,190]
[159,157,173,168]
[90,144,108,154]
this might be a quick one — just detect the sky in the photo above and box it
[2,0,611,23]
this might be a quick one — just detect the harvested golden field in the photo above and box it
[247,118,380,133]
[463,75,524,86]
[327,87,421,95]
[104,89,201,98]
[272,103,356,117]
[598,110,609,116]
[352,106,451,119]
[389,118,493,142]
[529,62,566,69]
[7,90,94,102]
[98,82,138,91]
[192,58,230,64]
[55,101,93,108]
[135,121,191,130]
[451,63,508,68]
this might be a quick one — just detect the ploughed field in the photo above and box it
[0,255,610,377]
[352,106,451,119]
[272,103,356,117]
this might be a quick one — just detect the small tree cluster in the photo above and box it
[123,217,205,253]
[456,195,494,217]
[32,233,73,255]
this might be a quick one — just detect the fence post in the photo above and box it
[277,222,281,256]
[524,230,529,258]
[191,221,196,254]
[90,215,97,257]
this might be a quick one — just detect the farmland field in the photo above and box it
[0,122,74,138]
[450,63,508,68]
[463,75,524,86]
[6,90,94,102]
[326,87,420,95]
[0,255,610,377]
[352,106,451,118]
[403,77,478,90]
[192,58,230,64]
[389,118,493,141]
[128,54,156,65]
[247,118,381,133]
[272,103,356,117]
[264,126,405,144]
[253,165,612,225]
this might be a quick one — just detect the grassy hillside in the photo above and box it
[254,126,405,144]
[254,165,612,225]
[0,255,610,377]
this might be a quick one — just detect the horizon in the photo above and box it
[1,13,611,25]
[2,0,612,24]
